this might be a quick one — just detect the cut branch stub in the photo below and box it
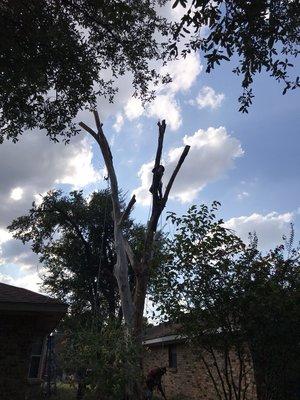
[93,109,102,132]
[154,119,166,169]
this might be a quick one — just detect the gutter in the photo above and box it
[143,334,186,346]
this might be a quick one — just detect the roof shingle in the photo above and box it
[0,282,65,306]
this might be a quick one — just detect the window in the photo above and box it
[28,337,45,379]
[168,344,177,369]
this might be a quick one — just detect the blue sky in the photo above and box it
[101,56,300,241]
[0,22,299,293]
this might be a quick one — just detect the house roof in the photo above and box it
[0,282,67,312]
[143,323,182,340]
[143,323,185,346]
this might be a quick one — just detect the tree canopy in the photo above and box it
[171,0,300,111]
[8,188,165,320]
[8,190,123,319]
[0,0,299,144]
[152,203,300,400]
[0,0,168,142]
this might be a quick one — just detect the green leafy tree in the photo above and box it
[8,189,124,319]
[151,203,300,400]
[0,0,169,141]
[8,188,164,321]
[8,188,168,398]
[236,232,300,400]
[171,0,300,111]
[60,320,141,400]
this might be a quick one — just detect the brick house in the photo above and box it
[143,323,257,400]
[0,282,67,400]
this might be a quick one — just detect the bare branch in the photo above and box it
[93,110,102,132]
[93,113,113,161]
[209,346,229,400]
[80,113,190,336]
[124,238,139,274]
[201,355,223,400]
[163,145,190,204]
[79,121,98,141]
[119,195,136,227]
[90,114,119,215]
[154,119,166,169]
[145,126,191,259]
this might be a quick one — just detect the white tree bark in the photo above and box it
[80,112,135,327]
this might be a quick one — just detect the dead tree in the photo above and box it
[79,111,190,341]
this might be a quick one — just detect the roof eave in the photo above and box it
[0,301,68,313]
[142,334,187,346]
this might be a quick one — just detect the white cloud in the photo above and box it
[0,133,101,222]
[0,273,14,285]
[123,53,202,131]
[0,272,43,294]
[161,53,203,94]
[147,95,182,131]
[134,126,243,205]
[14,272,43,293]
[124,94,182,131]
[56,139,101,189]
[0,131,102,272]
[124,97,144,120]
[225,212,293,250]
[0,229,12,244]
[0,239,39,271]
[237,191,249,200]
[192,86,225,110]
[113,113,124,132]
[157,0,187,22]
[10,187,24,201]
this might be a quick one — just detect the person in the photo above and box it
[149,165,165,200]
[145,366,167,400]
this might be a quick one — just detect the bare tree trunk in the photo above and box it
[133,121,190,341]
[80,112,190,399]
[80,113,135,329]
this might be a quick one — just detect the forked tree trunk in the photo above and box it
[80,111,190,399]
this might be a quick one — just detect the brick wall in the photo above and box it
[143,342,257,400]
[0,311,64,400]
[0,313,45,400]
